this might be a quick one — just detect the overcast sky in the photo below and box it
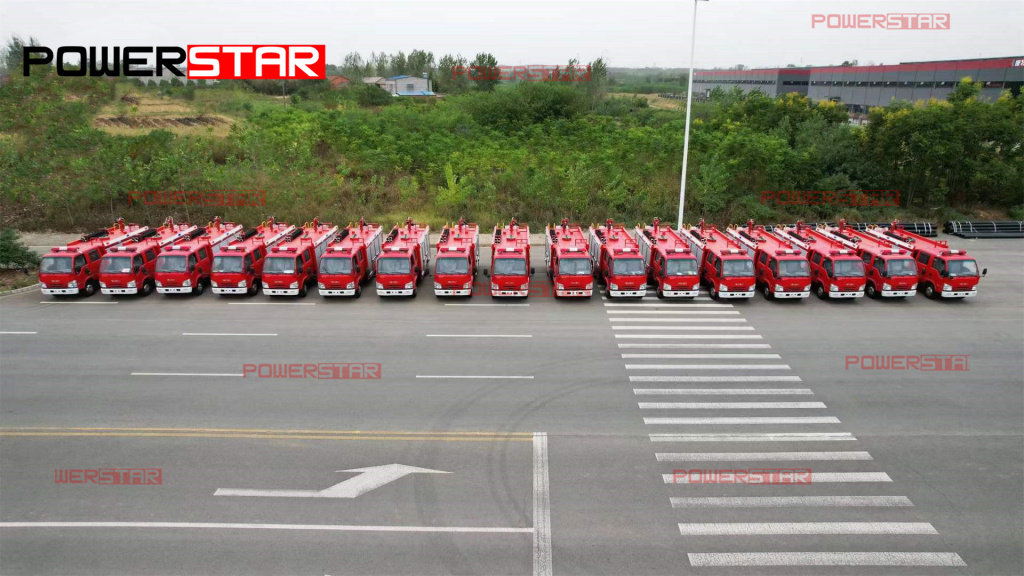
[2,0,1021,69]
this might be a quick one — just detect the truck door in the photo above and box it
[132,254,144,281]
[767,257,779,287]
[916,252,933,284]
[822,258,834,288]
[810,252,823,283]
[188,254,197,279]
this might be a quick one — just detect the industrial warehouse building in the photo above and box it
[693,57,1024,113]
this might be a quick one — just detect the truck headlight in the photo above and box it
[719,284,728,292]
[127,280,136,288]
[155,280,163,287]
[747,284,755,291]
[211,280,219,287]
[434,282,442,289]
[346,282,355,289]
[585,282,593,289]
[404,282,413,289]
[237,280,245,288]
[463,281,472,289]
[911,284,917,290]
[520,282,530,290]
[376,282,384,289]
[775,284,783,292]
[182,279,190,287]
[263,282,270,289]
[40,283,47,288]
[857,284,865,291]
[829,284,838,292]
[556,283,565,290]
[610,283,618,290]
[943,284,952,291]
[318,282,326,289]
[68,280,77,288]
[491,283,499,291]
[287,281,297,289]
[100,281,107,288]
[882,283,892,290]
[802,284,810,291]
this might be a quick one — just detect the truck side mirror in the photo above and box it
[530,267,536,275]
[982,268,987,277]
[483,269,490,277]
[940,270,949,277]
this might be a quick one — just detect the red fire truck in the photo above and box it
[681,220,756,300]
[155,217,243,295]
[866,221,986,299]
[211,218,295,295]
[39,218,150,297]
[633,218,700,299]
[777,222,866,299]
[261,218,338,297]
[544,219,593,298]
[375,218,430,297]
[318,219,383,298]
[485,218,533,297]
[433,218,480,297]
[726,220,811,300]
[830,220,918,298]
[590,220,648,298]
[99,218,199,296]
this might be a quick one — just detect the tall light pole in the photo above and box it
[678,0,707,230]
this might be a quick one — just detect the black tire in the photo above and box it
[709,287,718,300]
[194,281,205,296]
[924,284,937,299]
[248,281,259,296]
[815,284,827,300]
[141,280,153,296]
[412,288,418,298]
[83,281,97,297]
[657,287,665,299]
[298,282,308,297]
[763,284,773,300]
[354,286,362,298]
[866,283,878,299]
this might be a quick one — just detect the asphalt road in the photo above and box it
[1,234,1021,576]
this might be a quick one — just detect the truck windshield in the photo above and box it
[558,258,591,275]
[493,258,527,276]
[378,257,411,275]
[612,258,645,276]
[100,256,132,274]
[156,255,187,273]
[665,259,698,276]
[39,256,73,274]
[212,256,243,273]
[263,256,296,274]
[320,257,352,275]
[436,257,469,275]
[947,259,979,277]
[722,259,754,277]
[778,259,810,277]
[885,259,917,276]
[834,259,865,277]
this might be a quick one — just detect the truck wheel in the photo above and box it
[657,288,665,299]
[412,287,418,298]
[141,280,153,296]
[815,284,827,299]
[709,287,718,300]
[866,283,878,298]
[354,286,362,298]
[83,281,97,297]
[924,284,937,299]
[298,282,308,297]
[763,285,773,300]
[194,282,205,296]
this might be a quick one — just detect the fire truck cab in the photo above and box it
[39,218,150,297]
[155,217,242,295]
[485,219,533,297]
[211,218,295,295]
[634,218,700,299]
[375,218,430,297]
[544,219,593,298]
[262,218,338,297]
[727,220,810,300]
[590,220,647,298]
[778,222,866,299]
[319,219,383,298]
[868,221,986,299]
[99,219,198,296]
[682,220,756,300]
[433,218,480,297]
[835,221,918,298]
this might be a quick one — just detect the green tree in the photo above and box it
[356,84,392,106]
[470,52,499,92]
[0,229,37,269]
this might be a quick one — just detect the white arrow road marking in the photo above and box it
[214,464,450,498]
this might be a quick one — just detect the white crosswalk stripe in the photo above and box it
[646,417,841,425]
[639,402,826,409]
[605,310,740,315]
[616,334,762,339]
[663,472,891,483]
[671,496,912,507]
[687,552,967,567]
[631,376,802,382]
[623,353,780,359]
[656,451,871,461]
[619,343,772,349]
[634,388,812,395]
[626,363,790,370]
[608,318,748,322]
[650,433,856,442]
[613,325,755,330]
[677,522,937,535]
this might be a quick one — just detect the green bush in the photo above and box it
[0,229,37,269]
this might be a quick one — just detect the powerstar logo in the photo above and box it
[23,45,326,80]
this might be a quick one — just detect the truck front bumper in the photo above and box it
[378,288,415,296]
[264,288,300,296]
[661,289,699,298]
[492,290,528,297]
[435,289,472,296]
[320,288,357,297]
[829,290,864,299]
[41,287,79,295]
[101,287,138,295]
[773,290,810,299]
[881,289,916,298]
[212,287,248,294]
[157,286,193,294]
[609,288,647,298]
[555,289,592,297]
[717,290,755,299]
[942,289,977,298]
